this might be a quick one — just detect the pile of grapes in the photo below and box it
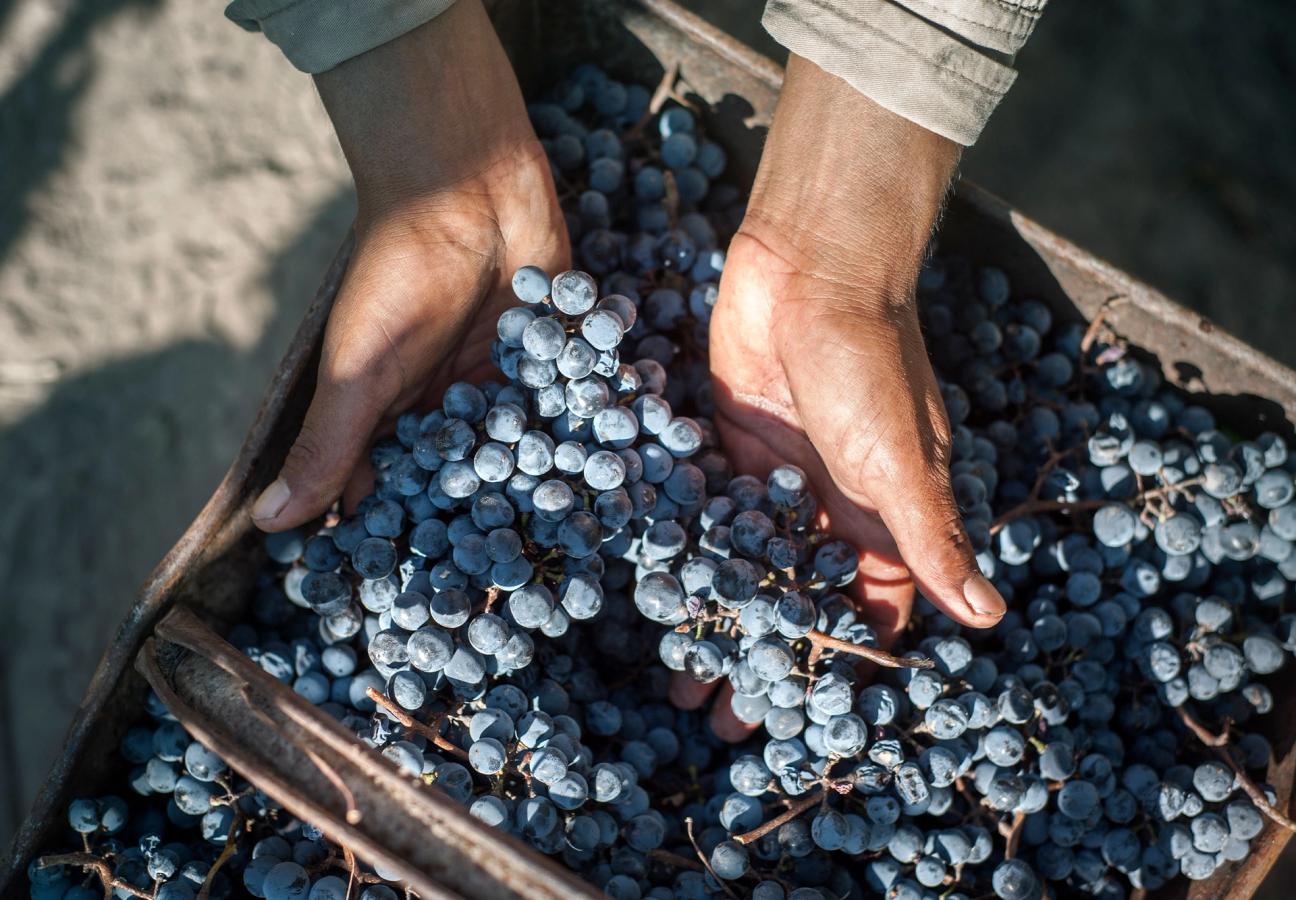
[28,64,1296,900]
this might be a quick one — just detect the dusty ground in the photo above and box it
[2,0,1294,892]
[0,0,353,832]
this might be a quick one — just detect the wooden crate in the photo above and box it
[5,1,1294,896]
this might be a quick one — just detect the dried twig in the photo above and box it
[647,848,705,872]
[344,845,359,899]
[1002,810,1026,859]
[1080,295,1128,354]
[1215,751,1296,833]
[472,586,502,617]
[1176,706,1231,747]
[734,790,823,845]
[1179,706,1296,833]
[685,817,739,900]
[805,631,933,669]
[302,745,362,825]
[647,62,681,117]
[989,499,1108,535]
[626,62,680,138]
[197,806,245,900]
[954,777,1002,833]
[367,688,469,762]
[36,853,156,900]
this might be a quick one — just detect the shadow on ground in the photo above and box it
[0,0,162,263]
[0,186,354,839]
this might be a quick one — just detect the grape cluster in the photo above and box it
[896,256,1295,894]
[33,692,404,900]
[29,63,1296,900]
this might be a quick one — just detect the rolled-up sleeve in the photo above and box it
[763,0,1047,145]
[225,0,457,74]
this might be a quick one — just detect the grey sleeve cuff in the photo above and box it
[225,0,458,74]
[763,0,1046,145]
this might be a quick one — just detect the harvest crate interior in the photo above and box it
[4,2,1295,898]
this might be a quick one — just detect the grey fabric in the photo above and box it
[900,0,1046,55]
[224,0,455,74]
[224,0,1046,143]
[763,0,1048,144]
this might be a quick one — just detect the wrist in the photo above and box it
[313,0,536,228]
[740,55,960,308]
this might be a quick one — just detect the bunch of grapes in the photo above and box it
[29,62,1296,900]
[32,692,405,900]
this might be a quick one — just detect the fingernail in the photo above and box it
[963,573,1007,619]
[251,477,291,521]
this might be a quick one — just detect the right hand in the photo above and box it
[251,0,568,531]
[670,56,1004,740]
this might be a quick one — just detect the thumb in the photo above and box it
[875,451,1006,628]
[251,318,402,532]
[787,308,1006,629]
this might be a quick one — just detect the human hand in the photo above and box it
[251,0,568,530]
[673,56,1007,739]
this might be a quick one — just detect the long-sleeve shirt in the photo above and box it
[224,0,1047,146]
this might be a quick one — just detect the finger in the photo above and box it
[669,672,718,711]
[851,548,915,646]
[251,317,403,532]
[341,456,378,517]
[875,451,1006,628]
[787,313,1006,628]
[708,683,760,743]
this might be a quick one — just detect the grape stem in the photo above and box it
[36,852,156,900]
[302,744,363,825]
[987,410,1204,535]
[953,776,1002,834]
[646,848,705,872]
[627,61,681,139]
[1175,705,1231,747]
[989,474,1204,536]
[471,586,502,617]
[733,790,824,845]
[311,849,385,887]
[989,499,1108,535]
[1079,295,1128,355]
[366,688,470,762]
[1001,810,1026,859]
[685,816,740,899]
[669,611,931,669]
[804,630,934,669]
[343,844,361,897]
[1178,706,1296,833]
[196,806,246,900]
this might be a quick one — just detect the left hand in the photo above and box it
[672,56,1007,740]
[249,1,568,531]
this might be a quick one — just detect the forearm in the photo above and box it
[741,55,960,307]
[312,0,534,227]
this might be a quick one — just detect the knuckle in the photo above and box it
[833,427,887,495]
[928,425,953,468]
[932,508,975,565]
[286,420,330,476]
[325,322,404,397]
